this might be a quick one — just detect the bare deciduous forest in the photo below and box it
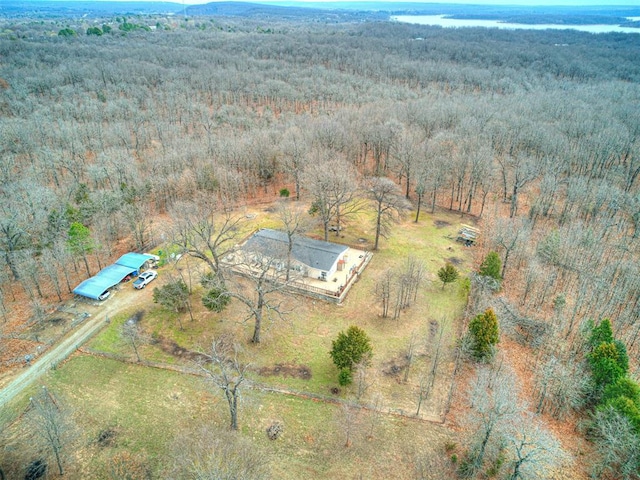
[1,11,640,479]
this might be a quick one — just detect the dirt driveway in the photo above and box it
[0,283,152,408]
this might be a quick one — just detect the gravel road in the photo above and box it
[0,286,142,408]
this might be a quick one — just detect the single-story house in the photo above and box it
[241,229,349,281]
[73,252,156,300]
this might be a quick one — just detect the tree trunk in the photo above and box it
[405,173,411,199]
[286,242,293,282]
[510,185,519,218]
[252,296,264,343]
[226,388,239,430]
[131,340,141,362]
[54,446,64,475]
[374,204,382,250]
[501,250,510,279]
[479,189,489,218]
[414,193,422,223]
[509,460,523,480]
[416,392,424,416]
[4,252,19,281]
[82,252,91,277]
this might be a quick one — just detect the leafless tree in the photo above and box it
[399,255,426,309]
[281,125,310,201]
[171,426,270,480]
[461,365,522,477]
[200,337,249,431]
[276,202,309,281]
[403,330,418,383]
[0,213,27,281]
[423,136,451,214]
[27,386,75,476]
[375,269,394,319]
[121,311,148,363]
[337,402,360,448]
[169,196,244,286]
[304,155,360,241]
[503,413,567,480]
[225,245,295,344]
[368,177,410,250]
[533,355,586,419]
[122,201,154,252]
[353,359,374,400]
[492,217,531,280]
[390,127,422,199]
[416,325,444,417]
[509,154,540,218]
[39,248,63,302]
[590,407,640,479]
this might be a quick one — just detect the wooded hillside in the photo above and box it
[1,14,639,478]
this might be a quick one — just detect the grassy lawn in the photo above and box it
[3,355,455,479]
[3,206,471,479]
[88,207,472,418]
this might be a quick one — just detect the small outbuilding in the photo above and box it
[457,224,480,246]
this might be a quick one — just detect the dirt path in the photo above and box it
[0,285,146,408]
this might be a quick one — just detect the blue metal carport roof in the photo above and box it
[115,253,154,270]
[73,253,154,300]
[73,264,137,300]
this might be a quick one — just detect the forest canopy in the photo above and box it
[0,11,639,478]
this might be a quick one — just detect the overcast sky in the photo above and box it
[36,0,640,5]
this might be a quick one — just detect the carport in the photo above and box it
[73,252,156,300]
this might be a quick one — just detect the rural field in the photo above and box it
[1,6,639,479]
[1,206,471,479]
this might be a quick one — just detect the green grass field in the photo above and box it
[4,355,455,478]
[88,207,472,409]
[2,206,473,478]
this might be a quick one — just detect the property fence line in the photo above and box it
[226,250,373,304]
[77,348,446,425]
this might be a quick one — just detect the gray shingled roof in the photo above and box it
[242,229,348,272]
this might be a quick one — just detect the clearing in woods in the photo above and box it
[0,204,473,478]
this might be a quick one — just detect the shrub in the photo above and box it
[478,251,502,280]
[58,28,76,37]
[589,342,626,388]
[437,262,459,289]
[266,421,284,440]
[202,287,230,313]
[279,188,290,198]
[468,308,499,361]
[588,318,614,349]
[602,377,640,405]
[330,326,372,373]
[338,368,353,386]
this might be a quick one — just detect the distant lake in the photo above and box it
[391,15,640,34]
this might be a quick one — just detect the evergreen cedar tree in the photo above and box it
[588,319,640,433]
[202,287,230,313]
[468,308,499,360]
[152,280,189,313]
[329,325,372,372]
[437,262,459,289]
[478,251,502,280]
